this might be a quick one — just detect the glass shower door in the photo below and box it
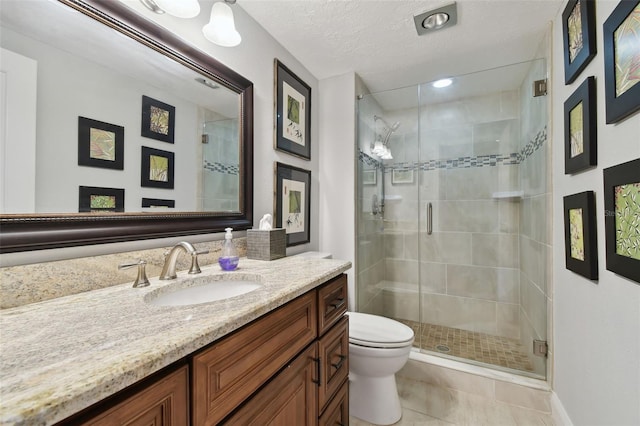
[417,60,549,378]
[355,87,422,349]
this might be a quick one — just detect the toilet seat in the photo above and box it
[347,312,414,349]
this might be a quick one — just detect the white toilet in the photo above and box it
[295,252,414,424]
[347,311,415,425]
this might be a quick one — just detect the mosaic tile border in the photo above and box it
[203,161,239,175]
[359,126,547,172]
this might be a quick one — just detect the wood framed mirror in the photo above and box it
[0,0,254,253]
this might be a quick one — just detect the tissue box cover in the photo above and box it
[247,229,286,260]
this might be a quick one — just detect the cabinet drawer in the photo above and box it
[318,316,349,413]
[318,379,348,426]
[317,274,348,335]
[223,344,318,425]
[192,291,317,425]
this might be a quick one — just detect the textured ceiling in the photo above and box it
[239,0,565,93]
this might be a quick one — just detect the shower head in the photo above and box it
[374,115,401,136]
[383,121,400,144]
[372,115,400,160]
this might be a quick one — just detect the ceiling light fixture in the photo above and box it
[422,12,449,30]
[432,78,453,88]
[414,2,457,36]
[140,0,241,47]
[202,0,242,47]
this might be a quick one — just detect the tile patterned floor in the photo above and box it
[398,320,534,373]
[349,376,555,425]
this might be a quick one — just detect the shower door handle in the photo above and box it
[427,202,433,235]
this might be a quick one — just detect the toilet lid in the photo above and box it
[347,312,415,348]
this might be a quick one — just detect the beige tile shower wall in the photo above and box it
[0,238,246,309]
[370,89,527,341]
[357,214,385,315]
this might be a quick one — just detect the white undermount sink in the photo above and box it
[145,274,263,307]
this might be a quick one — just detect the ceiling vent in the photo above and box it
[414,2,457,36]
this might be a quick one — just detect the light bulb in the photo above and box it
[202,2,241,47]
[433,78,453,88]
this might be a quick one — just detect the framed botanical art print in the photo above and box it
[563,191,598,280]
[78,117,124,170]
[564,76,597,174]
[562,0,596,84]
[275,162,311,246]
[603,0,640,123]
[603,159,640,284]
[274,59,311,160]
[141,95,175,143]
[79,186,124,212]
[141,198,175,208]
[141,146,175,189]
[392,169,414,184]
[362,169,377,185]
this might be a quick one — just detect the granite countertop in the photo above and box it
[0,256,351,425]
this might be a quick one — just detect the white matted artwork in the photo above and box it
[275,162,311,246]
[362,169,377,185]
[282,81,306,147]
[274,59,311,160]
[392,169,414,184]
[282,178,305,234]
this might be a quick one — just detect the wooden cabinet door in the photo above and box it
[317,316,349,413]
[223,344,318,425]
[81,365,189,426]
[192,292,317,425]
[318,380,348,426]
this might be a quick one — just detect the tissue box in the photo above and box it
[247,229,286,260]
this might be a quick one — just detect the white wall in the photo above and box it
[551,1,640,424]
[318,72,356,307]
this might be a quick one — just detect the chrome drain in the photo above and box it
[436,344,450,353]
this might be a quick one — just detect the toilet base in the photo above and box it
[349,372,402,425]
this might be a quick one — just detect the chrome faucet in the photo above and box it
[160,241,209,280]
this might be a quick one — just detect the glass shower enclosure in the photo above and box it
[356,60,550,379]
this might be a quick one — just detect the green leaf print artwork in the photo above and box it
[149,155,169,182]
[90,195,116,210]
[568,0,583,62]
[569,208,585,261]
[89,128,116,161]
[615,182,640,260]
[150,105,170,135]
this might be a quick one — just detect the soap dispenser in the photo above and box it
[219,227,239,271]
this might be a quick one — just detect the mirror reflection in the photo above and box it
[0,0,242,214]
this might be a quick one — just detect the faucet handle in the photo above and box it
[188,249,209,275]
[119,260,151,288]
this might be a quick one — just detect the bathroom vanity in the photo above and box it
[0,256,351,425]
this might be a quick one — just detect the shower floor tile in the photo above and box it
[398,320,534,372]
